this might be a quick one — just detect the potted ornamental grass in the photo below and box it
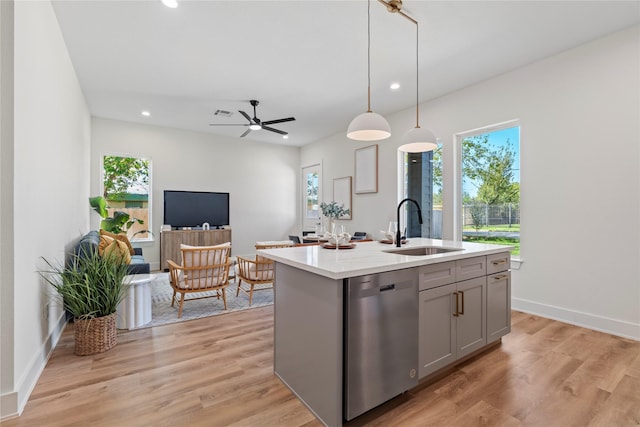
[40,247,130,356]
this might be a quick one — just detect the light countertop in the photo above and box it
[258,238,513,280]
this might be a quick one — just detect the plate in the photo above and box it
[322,243,356,250]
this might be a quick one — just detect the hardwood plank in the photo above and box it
[453,400,522,427]
[588,374,640,426]
[3,309,639,427]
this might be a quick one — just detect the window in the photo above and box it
[101,154,152,241]
[401,148,441,238]
[458,122,520,256]
[302,163,321,231]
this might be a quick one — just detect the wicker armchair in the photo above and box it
[235,241,293,305]
[167,243,231,318]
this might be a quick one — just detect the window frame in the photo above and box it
[398,148,440,239]
[453,119,520,259]
[100,153,153,243]
[301,162,322,231]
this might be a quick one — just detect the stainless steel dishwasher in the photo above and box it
[344,268,418,421]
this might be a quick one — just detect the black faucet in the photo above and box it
[396,198,423,247]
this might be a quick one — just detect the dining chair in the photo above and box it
[352,232,368,240]
[288,235,301,244]
[167,243,231,318]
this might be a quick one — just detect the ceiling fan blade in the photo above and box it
[262,125,287,135]
[240,128,252,138]
[261,117,296,126]
[239,110,253,123]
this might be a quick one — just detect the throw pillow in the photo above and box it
[99,229,135,255]
[98,235,132,264]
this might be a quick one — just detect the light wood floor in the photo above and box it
[4,308,639,427]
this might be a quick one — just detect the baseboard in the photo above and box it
[512,297,640,341]
[0,392,18,421]
[0,312,67,421]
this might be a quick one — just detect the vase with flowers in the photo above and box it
[320,201,351,235]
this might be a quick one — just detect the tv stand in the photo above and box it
[160,229,232,271]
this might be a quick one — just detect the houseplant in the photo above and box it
[40,247,130,355]
[89,195,144,235]
[320,201,351,234]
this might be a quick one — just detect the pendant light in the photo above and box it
[347,0,391,141]
[398,20,438,152]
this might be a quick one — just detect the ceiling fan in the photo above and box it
[209,100,295,138]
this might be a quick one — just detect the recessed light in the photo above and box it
[283,135,289,139]
[161,0,178,8]
[390,82,400,90]
[141,110,151,117]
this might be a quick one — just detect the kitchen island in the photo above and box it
[259,238,512,426]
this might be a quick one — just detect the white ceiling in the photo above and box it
[51,0,640,146]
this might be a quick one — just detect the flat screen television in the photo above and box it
[163,190,229,229]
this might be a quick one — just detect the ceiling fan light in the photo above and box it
[249,124,261,130]
[398,126,438,152]
[347,112,391,141]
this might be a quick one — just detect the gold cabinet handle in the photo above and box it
[493,274,508,280]
[459,290,464,315]
[492,259,507,265]
[453,292,459,317]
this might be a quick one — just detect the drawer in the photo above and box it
[455,256,486,282]
[418,261,456,291]
[487,252,510,274]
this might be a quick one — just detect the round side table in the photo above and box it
[117,273,156,329]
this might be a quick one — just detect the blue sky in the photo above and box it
[462,125,520,198]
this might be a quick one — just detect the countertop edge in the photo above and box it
[259,239,513,280]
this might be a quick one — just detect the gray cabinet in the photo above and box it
[418,276,486,378]
[418,253,510,379]
[487,253,511,343]
[456,276,487,358]
[418,283,457,376]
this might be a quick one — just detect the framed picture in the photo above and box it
[333,176,352,220]
[354,144,378,194]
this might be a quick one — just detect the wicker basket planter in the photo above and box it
[74,312,118,356]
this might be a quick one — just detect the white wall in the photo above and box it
[1,0,91,419]
[302,25,640,340]
[301,134,401,237]
[91,118,300,260]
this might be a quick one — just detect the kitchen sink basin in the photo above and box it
[384,246,463,256]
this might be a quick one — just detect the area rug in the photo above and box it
[146,273,273,328]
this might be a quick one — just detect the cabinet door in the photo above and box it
[418,283,457,378]
[456,276,487,358]
[200,229,231,246]
[160,231,196,271]
[487,271,511,343]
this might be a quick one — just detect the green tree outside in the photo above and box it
[103,156,149,200]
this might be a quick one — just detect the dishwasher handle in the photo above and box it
[379,284,396,292]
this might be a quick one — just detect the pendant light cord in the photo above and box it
[367,0,372,113]
[415,21,420,128]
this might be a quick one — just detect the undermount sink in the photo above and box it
[384,246,463,256]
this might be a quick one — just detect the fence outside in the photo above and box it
[106,207,150,239]
[462,203,520,228]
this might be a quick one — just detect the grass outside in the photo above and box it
[463,224,520,232]
[462,235,520,256]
